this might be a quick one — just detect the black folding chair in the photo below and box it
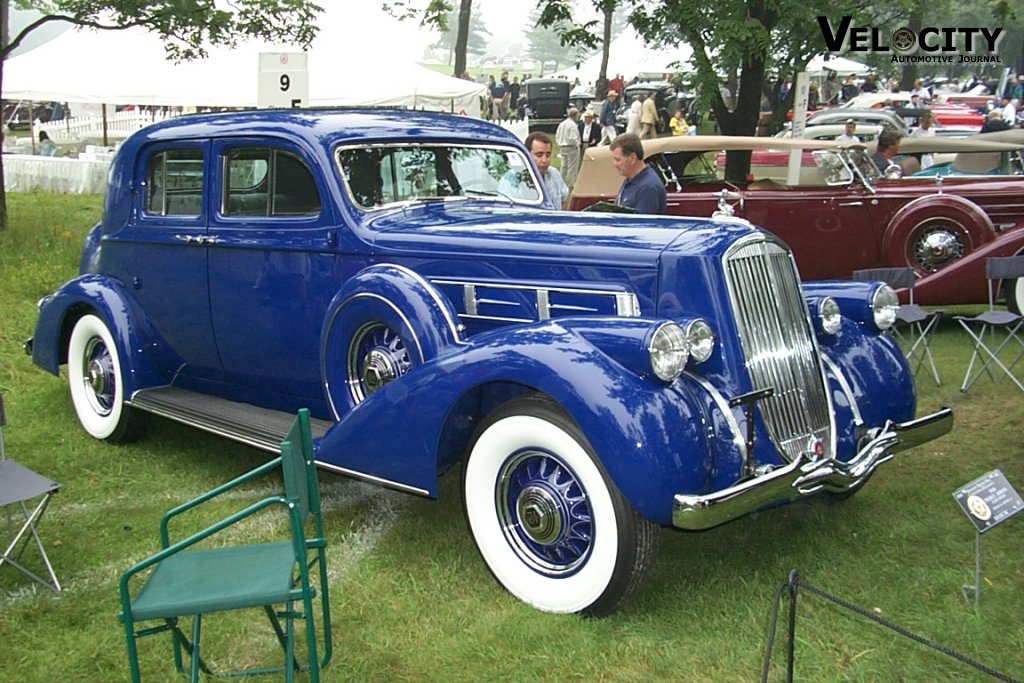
[853,267,943,384]
[955,256,1024,393]
[0,393,62,592]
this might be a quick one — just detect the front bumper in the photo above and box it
[672,407,954,530]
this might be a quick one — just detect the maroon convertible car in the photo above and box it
[570,136,1024,308]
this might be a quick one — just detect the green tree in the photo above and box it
[431,7,489,66]
[524,8,578,72]
[0,0,323,231]
[384,0,476,78]
[537,0,622,97]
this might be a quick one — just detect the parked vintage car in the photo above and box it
[29,110,952,617]
[570,135,1024,306]
[521,77,570,129]
[615,81,702,133]
[728,131,1024,185]
[805,107,910,134]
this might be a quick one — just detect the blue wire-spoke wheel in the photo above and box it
[497,449,594,577]
[463,396,658,617]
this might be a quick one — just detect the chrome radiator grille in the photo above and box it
[724,238,833,460]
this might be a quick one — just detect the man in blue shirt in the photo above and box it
[610,133,666,214]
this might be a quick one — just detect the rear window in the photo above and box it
[146,149,204,216]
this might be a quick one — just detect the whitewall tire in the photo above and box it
[67,314,146,442]
[462,396,657,617]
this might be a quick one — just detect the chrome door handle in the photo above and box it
[197,235,219,244]
[174,234,196,243]
[837,201,863,207]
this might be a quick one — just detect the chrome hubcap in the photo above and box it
[516,486,563,545]
[913,227,964,272]
[81,337,114,416]
[347,323,412,404]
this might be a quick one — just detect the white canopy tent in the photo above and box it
[805,55,870,76]
[2,18,486,115]
[549,29,694,86]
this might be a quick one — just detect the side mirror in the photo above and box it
[883,163,903,180]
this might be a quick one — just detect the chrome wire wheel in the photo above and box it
[346,322,412,404]
[910,223,966,273]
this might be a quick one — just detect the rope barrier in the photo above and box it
[761,570,1021,683]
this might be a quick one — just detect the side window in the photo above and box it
[146,149,203,216]
[223,148,320,217]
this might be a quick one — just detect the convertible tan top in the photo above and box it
[574,136,855,198]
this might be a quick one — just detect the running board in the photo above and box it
[129,386,333,453]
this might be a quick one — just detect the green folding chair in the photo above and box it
[119,409,332,682]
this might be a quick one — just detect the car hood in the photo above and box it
[366,203,755,268]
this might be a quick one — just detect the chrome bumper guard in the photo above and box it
[672,408,953,530]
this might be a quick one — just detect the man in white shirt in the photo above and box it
[525,131,569,209]
[835,119,861,144]
[909,112,936,168]
[555,108,582,190]
[1001,97,1017,127]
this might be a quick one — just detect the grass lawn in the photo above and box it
[1,192,1022,682]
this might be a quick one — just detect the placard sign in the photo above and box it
[258,52,308,109]
[953,470,1023,534]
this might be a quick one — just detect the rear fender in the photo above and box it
[316,319,713,526]
[32,275,166,395]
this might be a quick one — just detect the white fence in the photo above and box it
[37,109,178,142]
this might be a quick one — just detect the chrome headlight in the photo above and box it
[684,319,715,363]
[872,285,899,331]
[819,297,841,335]
[649,322,689,382]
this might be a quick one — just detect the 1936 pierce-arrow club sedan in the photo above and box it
[29,110,952,616]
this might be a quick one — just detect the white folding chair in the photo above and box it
[853,267,943,384]
[0,393,62,592]
[955,256,1024,393]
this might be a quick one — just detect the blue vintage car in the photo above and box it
[30,109,952,616]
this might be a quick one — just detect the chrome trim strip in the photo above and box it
[431,277,642,323]
[820,353,864,427]
[672,407,953,530]
[315,462,431,497]
[683,371,748,463]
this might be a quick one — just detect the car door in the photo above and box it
[100,140,223,381]
[740,184,883,281]
[206,138,345,407]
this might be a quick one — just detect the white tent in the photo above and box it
[549,29,694,86]
[805,55,870,76]
[2,18,486,115]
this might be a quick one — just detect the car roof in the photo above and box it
[898,136,1021,154]
[122,108,523,150]
[776,123,881,138]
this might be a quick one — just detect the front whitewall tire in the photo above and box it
[462,396,657,617]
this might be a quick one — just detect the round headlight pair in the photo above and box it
[871,285,899,331]
[648,320,715,382]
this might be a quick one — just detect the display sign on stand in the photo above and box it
[953,469,1022,605]
[258,53,309,109]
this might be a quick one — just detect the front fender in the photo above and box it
[32,274,166,395]
[316,319,715,526]
[818,317,916,459]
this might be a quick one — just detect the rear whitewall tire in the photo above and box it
[67,314,147,442]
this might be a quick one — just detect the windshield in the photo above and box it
[337,144,542,210]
